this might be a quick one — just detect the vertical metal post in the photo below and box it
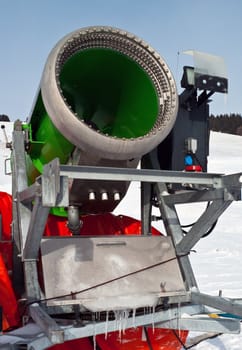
[154,182,198,290]
[141,182,152,235]
[11,121,41,300]
[11,122,31,251]
[141,150,198,288]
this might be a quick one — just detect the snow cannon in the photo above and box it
[26,26,178,214]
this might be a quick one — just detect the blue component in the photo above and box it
[218,313,242,320]
[185,155,193,166]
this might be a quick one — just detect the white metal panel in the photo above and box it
[41,236,186,311]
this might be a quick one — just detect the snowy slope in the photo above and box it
[0,126,242,349]
[187,133,242,349]
[115,131,242,349]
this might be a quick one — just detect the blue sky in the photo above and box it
[0,0,241,120]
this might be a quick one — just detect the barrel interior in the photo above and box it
[59,48,159,139]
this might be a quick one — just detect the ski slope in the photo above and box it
[1,123,242,349]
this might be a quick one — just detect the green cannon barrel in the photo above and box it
[26,26,178,214]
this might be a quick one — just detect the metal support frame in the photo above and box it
[12,123,41,299]
[154,181,198,290]
[176,199,232,255]
[192,291,242,318]
[29,304,64,344]
[3,302,240,350]
[10,126,242,348]
[141,182,152,235]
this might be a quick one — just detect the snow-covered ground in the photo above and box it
[116,131,242,349]
[188,133,242,349]
[1,123,242,349]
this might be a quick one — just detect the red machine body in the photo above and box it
[0,191,187,349]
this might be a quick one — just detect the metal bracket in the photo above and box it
[42,158,69,207]
[192,291,242,318]
[29,304,64,344]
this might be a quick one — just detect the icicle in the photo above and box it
[114,310,118,331]
[122,310,129,334]
[93,323,97,350]
[105,311,109,340]
[177,302,181,336]
[118,311,122,340]
[114,310,122,341]
[132,308,136,328]
[165,302,172,329]
[152,305,155,333]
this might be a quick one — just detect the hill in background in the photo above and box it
[209,113,242,135]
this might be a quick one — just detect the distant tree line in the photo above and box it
[209,113,242,135]
[0,114,10,122]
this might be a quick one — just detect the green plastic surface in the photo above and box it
[27,48,159,216]
[60,48,159,138]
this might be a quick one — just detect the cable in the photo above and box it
[182,220,217,237]
[172,330,188,349]
[144,327,154,350]
[173,329,222,349]
[181,202,218,238]
[193,153,203,170]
